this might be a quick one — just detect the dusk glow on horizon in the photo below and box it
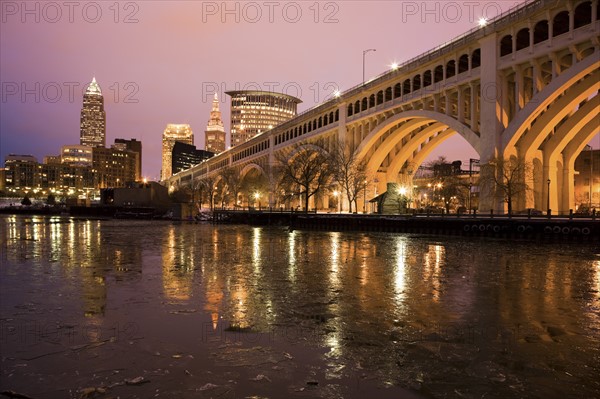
[0,0,569,179]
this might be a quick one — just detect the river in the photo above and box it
[1,215,599,398]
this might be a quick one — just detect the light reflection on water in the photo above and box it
[596,260,600,299]
[1,216,599,397]
[2,218,599,331]
[394,237,407,307]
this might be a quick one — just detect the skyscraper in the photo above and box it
[204,93,226,154]
[226,90,301,147]
[80,77,106,148]
[114,138,142,181]
[161,124,193,181]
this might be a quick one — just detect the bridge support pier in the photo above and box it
[478,33,505,213]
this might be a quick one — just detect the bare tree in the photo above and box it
[221,169,241,208]
[190,179,206,213]
[328,141,367,213]
[479,156,533,214]
[199,175,217,210]
[276,142,332,212]
[266,164,284,208]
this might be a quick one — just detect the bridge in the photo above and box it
[168,0,599,214]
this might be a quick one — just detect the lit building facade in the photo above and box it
[43,155,61,165]
[171,142,214,175]
[80,77,106,148]
[3,154,96,196]
[4,155,39,189]
[226,90,301,147]
[93,147,137,188]
[161,124,193,180]
[574,148,600,209]
[204,93,226,154]
[61,145,93,166]
[114,138,142,181]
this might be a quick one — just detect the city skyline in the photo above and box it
[2,1,540,180]
[3,1,598,182]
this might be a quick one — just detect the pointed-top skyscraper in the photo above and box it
[80,77,106,148]
[204,93,226,154]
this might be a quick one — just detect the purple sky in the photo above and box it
[1,1,534,179]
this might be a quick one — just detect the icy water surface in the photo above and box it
[1,215,599,398]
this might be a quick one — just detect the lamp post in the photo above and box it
[588,144,593,209]
[254,192,261,210]
[363,179,368,213]
[468,182,472,214]
[547,179,551,214]
[363,49,376,84]
[213,185,217,210]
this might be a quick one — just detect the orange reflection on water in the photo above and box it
[287,230,297,283]
[595,260,600,300]
[229,275,249,328]
[424,244,444,302]
[204,273,224,330]
[162,226,193,301]
[329,232,341,290]
[252,227,261,276]
[394,237,407,306]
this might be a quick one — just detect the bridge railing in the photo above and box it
[345,0,545,94]
[277,0,546,127]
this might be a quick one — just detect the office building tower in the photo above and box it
[80,77,106,148]
[226,90,301,147]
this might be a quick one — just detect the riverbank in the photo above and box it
[213,210,600,242]
[1,207,597,241]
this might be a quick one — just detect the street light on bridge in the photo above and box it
[363,49,376,84]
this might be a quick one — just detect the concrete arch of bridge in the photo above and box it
[384,124,447,177]
[355,110,481,170]
[283,142,330,161]
[386,127,457,182]
[239,163,267,182]
[517,69,600,161]
[366,118,434,174]
[513,69,599,212]
[544,94,600,169]
[502,54,600,155]
[559,118,600,212]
